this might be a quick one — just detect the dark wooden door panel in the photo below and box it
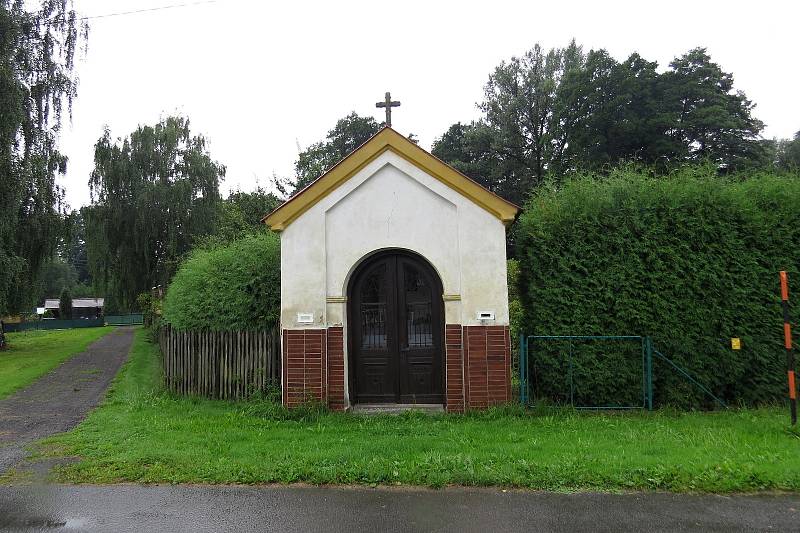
[358,357,395,401]
[349,252,443,404]
[397,256,443,402]
[351,259,397,402]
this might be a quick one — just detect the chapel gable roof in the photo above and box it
[263,127,520,231]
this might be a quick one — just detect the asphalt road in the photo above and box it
[0,484,797,532]
[0,327,134,473]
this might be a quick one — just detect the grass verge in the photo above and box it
[0,326,114,399]
[43,328,800,492]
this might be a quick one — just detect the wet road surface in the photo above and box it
[0,328,134,473]
[0,484,797,532]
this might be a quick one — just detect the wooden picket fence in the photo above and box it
[159,325,281,399]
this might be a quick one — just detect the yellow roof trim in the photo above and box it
[264,127,520,231]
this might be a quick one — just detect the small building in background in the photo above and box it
[43,298,105,319]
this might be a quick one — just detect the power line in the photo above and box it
[77,0,218,21]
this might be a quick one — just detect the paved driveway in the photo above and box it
[0,484,797,532]
[0,327,134,473]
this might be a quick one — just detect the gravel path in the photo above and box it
[0,327,134,473]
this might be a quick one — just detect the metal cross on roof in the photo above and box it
[376,91,400,127]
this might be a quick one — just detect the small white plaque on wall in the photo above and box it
[477,310,495,321]
[297,313,314,324]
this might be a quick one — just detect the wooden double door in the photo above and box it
[348,251,444,404]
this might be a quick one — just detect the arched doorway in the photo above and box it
[347,250,444,404]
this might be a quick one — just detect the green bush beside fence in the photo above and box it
[516,168,800,407]
[162,232,280,331]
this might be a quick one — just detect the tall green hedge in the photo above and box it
[516,168,800,407]
[162,232,280,331]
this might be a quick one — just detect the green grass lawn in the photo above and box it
[0,326,114,399]
[43,328,800,492]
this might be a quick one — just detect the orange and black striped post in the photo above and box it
[780,271,796,425]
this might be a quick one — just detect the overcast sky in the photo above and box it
[58,0,800,209]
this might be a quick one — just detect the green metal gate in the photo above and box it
[105,313,144,326]
[519,335,726,410]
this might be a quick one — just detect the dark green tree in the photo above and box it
[431,122,514,199]
[86,116,225,312]
[612,53,674,165]
[548,48,620,172]
[35,209,92,305]
[776,131,800,170]
[0,0,86,315]
[207,186,282,244]
[432,42,587,205]
[436,42,770,204]
[60,210,90,284]
[58,287,72,319]
[479,40,585,190]
[660,48,765,170]
[278,113,381,195]
[556,51,666,171]
[224,187,281,230]
[40,259,77,299]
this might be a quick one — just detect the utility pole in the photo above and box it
[781,271,796,425]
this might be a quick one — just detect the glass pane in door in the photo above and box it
[360,265,387,348]
[403,264,432,348]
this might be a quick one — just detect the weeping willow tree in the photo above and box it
[86,116,225,312]
[0,0,86,315]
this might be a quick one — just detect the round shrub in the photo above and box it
[163,232,280,330]
[516,167,800,407]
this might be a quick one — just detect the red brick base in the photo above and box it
[463,325,512,409]
[282,324,511,412]
[282,329,326,407]
[326,326,346,411]
[445,324,465,412]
